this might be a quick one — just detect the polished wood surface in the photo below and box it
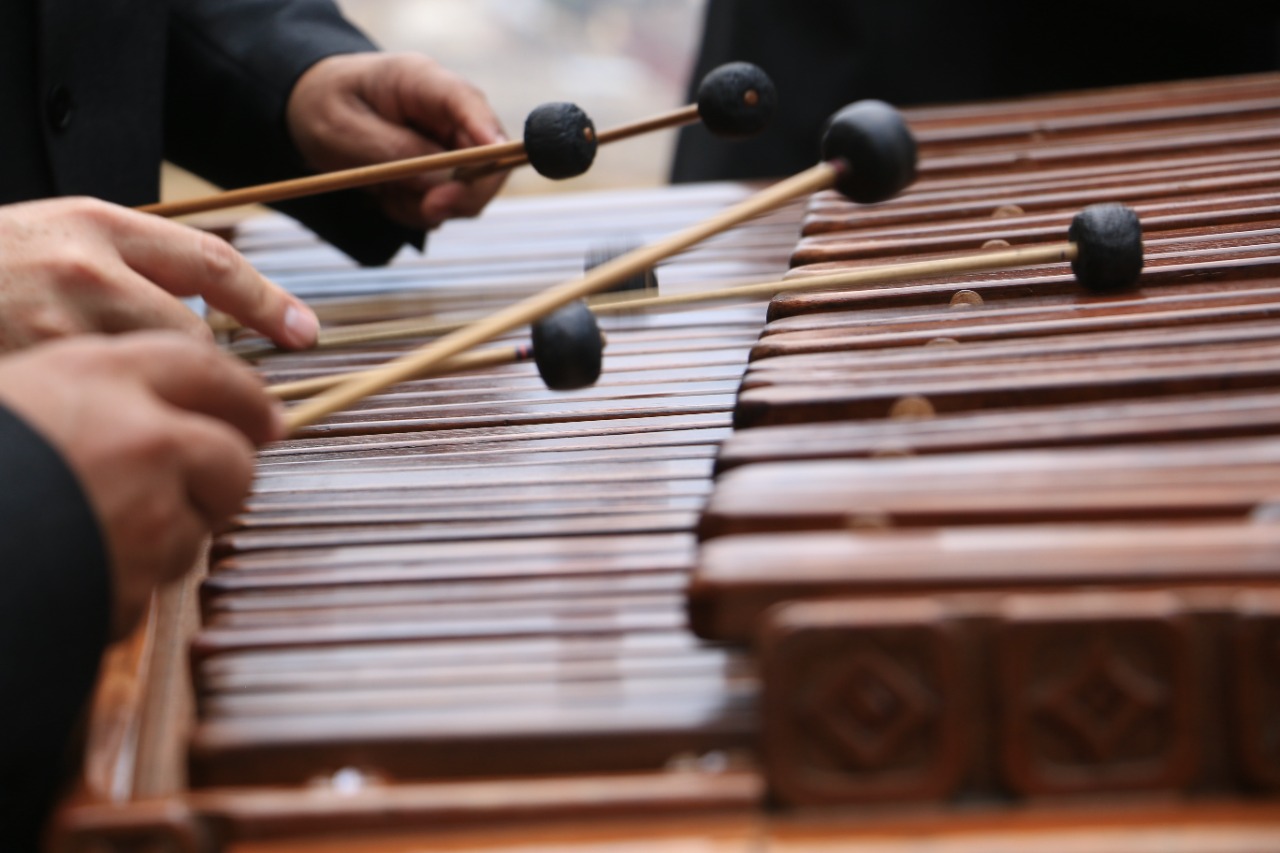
[691,71,1280,814]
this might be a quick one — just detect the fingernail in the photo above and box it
[493,128,508,143]
[283,302,319,349]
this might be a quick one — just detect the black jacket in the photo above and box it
[673,0,1280,182]
[0,2,416,848]
[0,406,109,853]
[0,0,422,266]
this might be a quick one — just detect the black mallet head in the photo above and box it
[524,102,597,180]
[531,300,604,391]
[1068,203,1144,294]
[820,100,918,204]
[696,62,778,138]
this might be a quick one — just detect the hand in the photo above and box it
[0,197,318,352]
[287,52,508,231]
[0,333,281,637]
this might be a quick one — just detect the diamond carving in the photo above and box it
[805,647,933,769]
[1000,598,1196,796]
[762,601,967,805]
[1035,637,1167,764]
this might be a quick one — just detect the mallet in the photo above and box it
[268,299,604,400]
[279,98,918,434]
[138,102,599,218]
[455,61,777,181]
[139,63,778,219]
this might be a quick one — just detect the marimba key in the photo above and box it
[715,390,1280,471]
[734,351,1280,428]
[762,275,1280,343]
[800,150,1280,236]
[700,435,1280,536]
[692,522,1280,643]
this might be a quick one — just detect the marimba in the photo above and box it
[56,73,1280,851]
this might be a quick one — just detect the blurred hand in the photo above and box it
[0,333,282,637]
[0,197,318,352]
[286,52,508,231]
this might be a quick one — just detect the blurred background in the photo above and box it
[164,0,707,202]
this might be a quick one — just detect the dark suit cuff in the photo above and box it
[0,405,110,848]
[164,1,424,265]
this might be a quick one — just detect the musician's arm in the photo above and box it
[164,0,505,266]
[0,333,280,850]
[0,406,110,853]
[164,0,416,266]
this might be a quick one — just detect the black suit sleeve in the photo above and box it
[0,407,110,852]
[163,0,424,266]
[672,0,1280,183]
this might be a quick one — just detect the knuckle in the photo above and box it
[133,490,178,541]
[197,231,242,282]
[64,195,115,224]
[24,304,85,342]
[51,247,109,290]
[134,422,183,467]
[374,134,425,165]
[399,51,438,74]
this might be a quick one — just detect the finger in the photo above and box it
[373,185,447,231]
[107,501,207,638]
[99,207,318,350]
[311,103,456,212]
[394,61,506,148]
[105,333,283,445]
[408,122,505,220]
[98,430,211,603]
[324,99,450,179]
[87,263,214,342]
[354,123,447,200]
[371,168,505,230]
[168,410,258,527]
[148,508,209,588]
[420,182,469,228]
[440,166,507,219]
[445,86,508,149]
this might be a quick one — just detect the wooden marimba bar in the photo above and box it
[57,74,1280,851]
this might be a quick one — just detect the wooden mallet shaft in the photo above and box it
[137,106,702,219]
[246,241,1077,355]
[137,139,527,219]
[282,161,842,433]
[244,239,1051,356]
[266,343,530,401]
[607,242,1080,309]
[229,280,657,359]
